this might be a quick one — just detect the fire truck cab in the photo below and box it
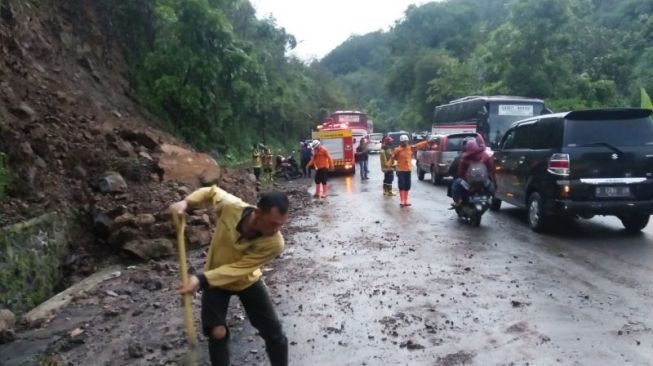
[312,124,355,175]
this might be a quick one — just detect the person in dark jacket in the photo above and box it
[450,139,494,207]
[355,138,370,181]
[300,142,312,178]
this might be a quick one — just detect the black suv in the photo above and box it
[492,108,653,232]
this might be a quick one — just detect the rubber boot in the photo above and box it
[313,184,321,198]
[387,184,397,196]
[321,184,328,199]
[383,184,389,196]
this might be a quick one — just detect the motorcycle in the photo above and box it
[455,182,492,227]
[274,152,303,181]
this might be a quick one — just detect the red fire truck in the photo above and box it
[312,124,355,175]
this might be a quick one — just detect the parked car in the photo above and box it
[492,108,653,232]
[416,132,486,184]
[367,133,383,153]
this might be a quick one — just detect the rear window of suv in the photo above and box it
[564,118,653,147]
[447,134,481,151]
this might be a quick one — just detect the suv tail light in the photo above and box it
[441,137,448,152]
[548,153,570,176]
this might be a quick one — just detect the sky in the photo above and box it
[250,0,431,60]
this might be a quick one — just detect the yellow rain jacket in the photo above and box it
[185,185,284,291]
[380,147,394,173]
[251,150,262,168]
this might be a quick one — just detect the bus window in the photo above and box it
[488,102,545,146]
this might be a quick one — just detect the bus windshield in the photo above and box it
[331,111,368,133]
[487,102,545,146]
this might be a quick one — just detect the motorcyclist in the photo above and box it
[450,138,494,208]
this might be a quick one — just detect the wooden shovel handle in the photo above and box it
[172,212,198,346]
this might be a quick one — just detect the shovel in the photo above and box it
[172,212,199,365]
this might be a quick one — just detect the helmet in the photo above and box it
[311,140,321,148]
[382,136,394,145]
[464,138,481,153]
[399,134,409,142]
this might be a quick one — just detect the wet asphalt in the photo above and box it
[240,156,653,365]
[2,158,652,366]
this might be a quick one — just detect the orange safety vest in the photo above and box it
[388,141,427,172]
[308,146,333,170]
[389,145,414,172]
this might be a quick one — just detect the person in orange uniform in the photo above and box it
[387,134,428,206]
[306,139,334,199]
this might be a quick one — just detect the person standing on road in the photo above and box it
[251,144,263,181]
[300,142,312,178]
[380,136,396,196]
[262,147,274,182]
[170,187,289,366]
[355,137,370,181]
[306,139,334,199]
[387,135,428,206]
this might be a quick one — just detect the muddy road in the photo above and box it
[2,157,653,365]
[266,158,653,365]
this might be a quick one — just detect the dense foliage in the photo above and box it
[98,0,346,161]
[321,0,653,132]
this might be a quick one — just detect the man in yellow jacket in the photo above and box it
[170,187,289,366]
[251,144,263,181]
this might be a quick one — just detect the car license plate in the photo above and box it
[595,186,631,198]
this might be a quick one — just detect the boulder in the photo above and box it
[187,226,211,247]
[9,102,36,121]
[156,143,220,186]
[135,213,156,227]
[123,238,175,260]
[98,171,127,193]
[112,212,136,230]
[119,130,159,150]
[114,140,134,157]
[0,309,16,331]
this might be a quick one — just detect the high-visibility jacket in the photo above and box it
[307,146,334,170]
[185,186,284,291]
[380,147,394,173]
[251,150,262,168]
[387,141,427,172]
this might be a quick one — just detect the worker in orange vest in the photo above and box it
[387,134,428,206]
[306,140,334,199]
